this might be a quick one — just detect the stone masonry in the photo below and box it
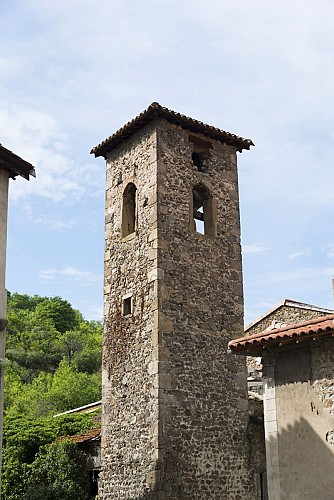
[245,299,334,336]
[92,103,257,499]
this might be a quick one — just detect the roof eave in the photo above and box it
[0,145,36,180]
[229,327,334,357]
[91,102,254,158]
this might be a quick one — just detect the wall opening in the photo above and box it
[121,183,137,238]
[259,470,268,500]
[192,152,205,171]
[123,296,132,316]
[191,184,216,237]
[88,470,99,498]
[189,135,212,172]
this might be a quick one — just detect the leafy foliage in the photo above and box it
[2,292,102,499]
[6,292,101,381]
[25,440,90,500]
[5,361,101,420]
[5,292,102,416]
[2,414,95,500]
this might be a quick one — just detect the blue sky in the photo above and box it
[1,0,334,324]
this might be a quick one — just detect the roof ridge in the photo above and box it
[245,299,334,332]
[91,102,254,158]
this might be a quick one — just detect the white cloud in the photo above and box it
[77,301,103,322]
[38,267,101,285]
[3,0,334,325]
[252,266,334,291]
[323,244,334,259]
[0,57,20,75]
[1,103,104,203]
[15,203,77,229]
[288,248,312,260]
[35,217,77,230]
[242,244,269,255]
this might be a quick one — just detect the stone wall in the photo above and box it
[312,337,334,416]
[155,122,254,499]
[246,305,331,336]
[100,118,256,499]
[100,123,158,498]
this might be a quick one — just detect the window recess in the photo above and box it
[191,184,216,237]
[121,183,137,238]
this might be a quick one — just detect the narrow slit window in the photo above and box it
[259,471,268,500]
[191,184,216,237]
[123,297,132,316]
[121,183,137,238]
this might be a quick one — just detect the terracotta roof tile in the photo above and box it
[58,426,101,444]
[91,102,254,158]
[229,314,334,356]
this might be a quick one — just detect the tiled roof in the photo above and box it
[0,144,36,180]
[70,426,101,443]
[58,426,101,444]
[91,102,254,158]
[229,314,334,356]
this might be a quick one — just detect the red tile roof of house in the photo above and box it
[228,314,334,356]
[91,102,254,158]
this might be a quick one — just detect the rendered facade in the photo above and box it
[230,313,334,500]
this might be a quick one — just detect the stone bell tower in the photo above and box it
[92,103,255,499]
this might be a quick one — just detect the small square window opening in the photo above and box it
[123,297,132,316]
[189,135,212,172]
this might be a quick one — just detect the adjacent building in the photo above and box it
[0,143,35,489]
[229,313,334,500]
[245,298,334,336]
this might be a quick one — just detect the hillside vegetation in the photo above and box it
[2,292,102,499]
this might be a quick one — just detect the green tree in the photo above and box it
[5,293,102,382]
[48,359,101,413]
[61,320,102,372]
[6,292,44,312]
[2,413,96,500]
[2,292,102,499]
[32,296,81,334]
[25,440,90,500]
[5,360,101,419]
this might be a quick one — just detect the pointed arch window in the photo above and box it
[121,183,137,238]
[190,184,216,237]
